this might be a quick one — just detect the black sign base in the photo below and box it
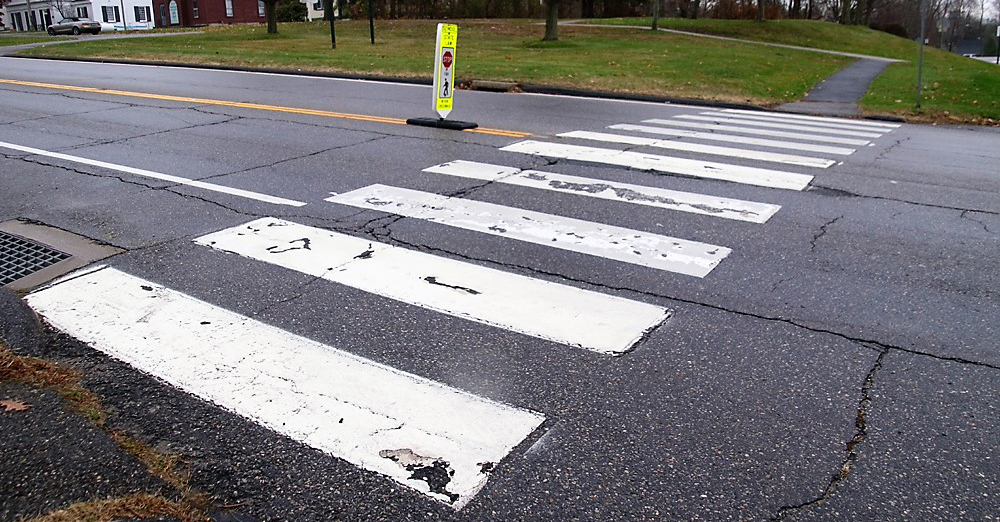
[406,117,479,130]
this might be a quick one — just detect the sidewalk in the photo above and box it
[779,58,891,116]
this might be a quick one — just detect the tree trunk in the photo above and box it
[651,0,660,30]
[543,0,559,41]
[757,0,765,21]
[690,0,700,18]
[266,0,277,34]
[581,0,595,18]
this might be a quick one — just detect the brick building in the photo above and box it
[151,0,266,27]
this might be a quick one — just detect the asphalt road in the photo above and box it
[0,56,997,521]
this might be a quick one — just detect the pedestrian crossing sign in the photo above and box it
[433,23,458,119]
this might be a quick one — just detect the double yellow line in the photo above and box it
[0,78,531,138]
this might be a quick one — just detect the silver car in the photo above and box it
[47,17,102,35]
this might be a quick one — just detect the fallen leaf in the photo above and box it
[0,400,31,412]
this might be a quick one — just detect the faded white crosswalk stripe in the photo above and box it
[642,119,871,146]
[26,266,545,509]
[607,124,856,156]
[500,140,814,190]
[327,185,730,277]
[196,218,671,354]
[674,115,885,138]
[423,160,781,224]
[718,108,901,128]
[558,130,836,168]
[699,111,894,132]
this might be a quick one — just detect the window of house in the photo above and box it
[313,1,322,10]
[160,4,167,25]
[42,9,51,28]
[28,10,37,31]
[225,0,234,17]
[102,6,119,23]
[192,0,199,18]
[76,6,89,18]
[258,0,265,17]
[135,6,152,22]
[14,12,23,32]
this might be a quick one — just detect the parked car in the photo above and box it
[47,18,102,35]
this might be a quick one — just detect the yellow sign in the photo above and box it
[433,23,458,119]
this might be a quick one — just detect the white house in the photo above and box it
[4,0,155,32]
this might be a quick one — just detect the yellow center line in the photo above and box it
[0,78,533,138]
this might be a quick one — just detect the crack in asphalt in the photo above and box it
[810,215,844,253]
[873,136,911,162]
[961,209,996,235]
[810,183,1000,216]
[770,346,890,520]
[351,224,998,371]
[197,135,390,184]
[58,115,245,152]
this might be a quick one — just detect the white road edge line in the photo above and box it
[422,160,781,224]
[608,124,856,156]
[501,140,814,191]
[674,115,885,138]
[559,130,836,168]
[327,184,732,277]
[0,140,306,207]
[642,119,871,146]
[699,111,896,132]
[26,266,543,509]
[719,108,901,128]
[196,217,672,355]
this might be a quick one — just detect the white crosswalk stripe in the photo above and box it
[718,108,901,128]
[196,217,671,354]
[327,185,731,277]
[673,115,885,138]
[607,124,857,156]
[423,160,781,223]
[642,119,872,146]
[699,111,895,132]
[500,140,814,190]
[558,130,836,168]
[26,266,545,509]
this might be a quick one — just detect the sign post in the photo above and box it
[995,25,999,65]
[406,23,478,130]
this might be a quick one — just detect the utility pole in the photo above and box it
[916,0,927,108]
[368,0,375,44]
[325,0,336,49]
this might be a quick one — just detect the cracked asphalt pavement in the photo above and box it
[0,57,997,521]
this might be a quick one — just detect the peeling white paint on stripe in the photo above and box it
[327,185,731,277]
[608,124,856,156]
[700,111,896,132]
[0,140,306,207]
[558,130,836,168]
[196,218,671,354]
[500,140,813,191]
[25,267,544,509]
[642,119,871,146]
[673,115,885,138]
[719,108,901,128]
[422,160,781,223]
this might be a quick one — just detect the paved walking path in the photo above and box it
[0,31,198,56]
[559,21,905,63]
[779,58,890,116]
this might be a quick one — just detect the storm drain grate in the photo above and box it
[0,231,71,286]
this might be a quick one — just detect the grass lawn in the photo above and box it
[0,35,67,45]
[15,20,849,105]
[588,17,1000,122]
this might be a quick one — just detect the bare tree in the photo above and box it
[758,0,766,20]
[264,0,278,33]
[543,0,560,41]
[652,0,660,29]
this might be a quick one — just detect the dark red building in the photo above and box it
[153,0,266,27]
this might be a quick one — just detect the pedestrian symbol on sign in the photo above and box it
[439,47,454,101]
